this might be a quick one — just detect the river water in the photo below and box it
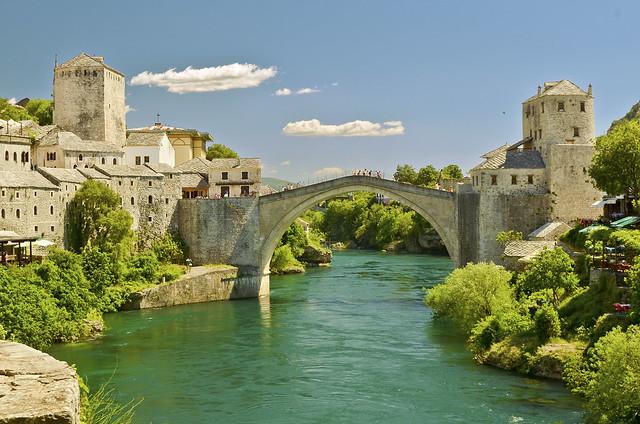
[48,251,583,423]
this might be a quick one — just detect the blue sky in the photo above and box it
[2,0,639,181]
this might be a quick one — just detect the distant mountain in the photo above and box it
[262,177,292,191]
[608,101,640,133]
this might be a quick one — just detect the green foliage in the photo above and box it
[125,251,160,284]
[534,305,561,343]
[151,233,186,263]
[625,256,640,314]
[81,245,116,297]
[415,165,439,188]
[559,274,620,335]
[0,98,32,121]
[609,229,640,256]
[469,310,533,353]
[393,164,418,184]
[589,120,640,201]
[80,378,141,424]
[440,164,464,180]
[270,245,304,274]
[278,221,308,257]
[559,225,588,249]
[495,230,524,246]
[24,99,53,125]
[206,143,238,160]
[425,262,515,333]
[516,248,579,307]
[565,325,640,423]
[158,264,185,282]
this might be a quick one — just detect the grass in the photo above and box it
[79,376,142,424]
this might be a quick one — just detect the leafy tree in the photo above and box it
[516,248,579,307]
[278,221,308,258]
[270,245,303,274]
[393,164,418,184]
[125,251,160,283]
[206,143,238,160]
[151,233,186,263]
[81,245,116,296]
[589,120,640,212]
[534,305,561,343]
[415,165,439,188]
[496,230,524,246]
[24,99,53,125]
[440,164,464,181]
[469,310,533,352]
[425,262,515,333]
[565,325,640,423]
[0,98,32,121]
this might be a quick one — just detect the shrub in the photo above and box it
[158,264,185,282]
[517,248,579,307]
[125,251,160,283]
[425,262,514,334]
[81,245,116,296]
[151,233,186,264]
[560,225,587,249]
[270,245,304,274]
[609,229,640,256]
[559,274,620,334]
[469,310,533,352]
[496,230,523,246]
[565,325,640,423]
[534,305,561,343]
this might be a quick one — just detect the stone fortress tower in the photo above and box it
[470,80,602,261]
[53,53,126,147]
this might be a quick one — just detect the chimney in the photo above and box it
[537,85,541,95]
[588,84,593,96]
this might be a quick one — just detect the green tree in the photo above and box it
[0,98,32,121]
[534,305,561,343]
[278,221,308,258]
[24,99,53,125]
[589,120,640,213]
[425,262,515,333]
[440,164,464,181]
[415,165,439,188]
[565,325,640,423]
[496,230,524,246]
[393,164,418,184]
[206,143,238,160]
[516,248,579,307]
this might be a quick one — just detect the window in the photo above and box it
[15,192,19,199]
[538,129,542,139]
[528,175,534,184]
[118,180,122,186]
[511,175,517,185]
[144,156,150,164]
[148,181,152,187]
[529,129,532,138]
[51,226,55,232]
[50,205,54,215]
[221,186,230,197]
[13,152,17,162]
[135,156,141,165]
[242,171,249,180]
[130,181,134,186]
[148,195,153,204]
[16,209,20,218]
[113,158,117,165]
[131,197,135,205]
[78,154,83,161]
[241,185,250,196]
[50,192,53,197]
[1,190,4,196]
[33,206,37,216]
[574,127,580,137]
[148,216,153,222]
[4,151,8,161]
[558,101,565,112]
[541,102,544,113]
[101,158,106,165]
[0,209,4,219]
[580,102,586,112]
[491,175,497,185]
[165,198,169,204]
[34,226,38,232]
[221,172,229,180]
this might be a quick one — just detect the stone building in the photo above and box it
[124,131,176,167]
[34,129,123,169]
[53,53,126,147]
[470,80,603,261]
[127,122,211,166]
[176,158,212,198]
[208,158,262,198]
[0,134,32,171]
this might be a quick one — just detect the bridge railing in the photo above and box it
[281,170,389,191]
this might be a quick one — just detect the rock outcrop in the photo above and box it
[0,340,80,424]
[300,244,332,265]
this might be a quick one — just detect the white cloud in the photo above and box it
[275,88,292,96]
[124,105,136,114]
[314,167,344,177]
[331,82,339,86]
[130,63,277,94]
[296,88,320,95]
[280,160,291,166]
[283,119,405,137]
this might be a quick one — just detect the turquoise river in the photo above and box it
[49,251,584,423]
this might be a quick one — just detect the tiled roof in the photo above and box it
[0,171,59,189]
[39,130,123,153]
[144,163,181,174]
[175,158,211,174]
[471,143,544,171]
[128,124,212,141]
[180,173,209,189]
[208,158,261,169]
[528,221,572,241]
[37,167,86,184]
[94,165,162,178]
[525,80,589,102]
[56,53,123,76]
[78,168,110,180]
[126,131,167,147]
[503,241,557,258]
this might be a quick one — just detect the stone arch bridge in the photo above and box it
[178,176,480,297]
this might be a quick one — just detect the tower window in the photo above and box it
[538,129,542,139]
[148,181,152,187]
[558,102,565,112]
[1,209,4,219]
[34,226,38,232]
[491,175,497,185]
[78,154,83,161]
[222,172,229,180]
[13,152,17,162]
[574,127,580,137]
[541,102,544,113]
[135,156,141,165]
[50,205,54,215]
[242,171,249,180]
[511,175,517,185]
[148,195,153,204]
[16,209,20,219]
[101,157,106,165]
[580,102,586,112]
[113,158,117,165]
[165,198,169,204]
[51,226,55,232]
[4,151,8,161]
[33,206,37,216]
[144,156,150,163]
[130,197,135,205]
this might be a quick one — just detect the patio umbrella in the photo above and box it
[34,239,55,247]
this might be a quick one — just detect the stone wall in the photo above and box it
[0,186,63,242]
[0,341,80,424]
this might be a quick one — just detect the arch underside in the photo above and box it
[259,181,458,275]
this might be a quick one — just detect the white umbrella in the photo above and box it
[34,239,55,247]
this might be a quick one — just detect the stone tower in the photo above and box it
[53,53,126,147]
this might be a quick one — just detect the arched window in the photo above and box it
[113,158,117,165]
[148,195,153,204]
[130,197,135,206]
[78,154,83,161]
[50,205,54,215]
[101,158,106,165]
[24,152,28,163]
[84,165,88,168]
[13,152,17,162]
[16,209,20,219]
[33,206,37,215]
[4,151,8,161]
[73,165,77,169]
[93,70,97,77]
[1,209,4,219]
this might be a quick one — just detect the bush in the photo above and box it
[469,310,533,352]
[151,233,186,264]
[158,264,185,282]
[425,262,515,333]
[609,229,640,256]
[565,325,640,423]
[534,305,561,343]
[270,245,304,274]
[559,274,620,335]
[560,225,587,249]
[81,245,116,296]
[517,248,579,307]
[125,251,160,283]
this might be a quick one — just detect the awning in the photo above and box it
[611,216,640,228]
[34,239,55,247]
[578,224,610,234]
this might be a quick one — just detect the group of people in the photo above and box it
[352,169,384,179]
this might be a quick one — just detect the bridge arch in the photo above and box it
[258,176,459,279]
